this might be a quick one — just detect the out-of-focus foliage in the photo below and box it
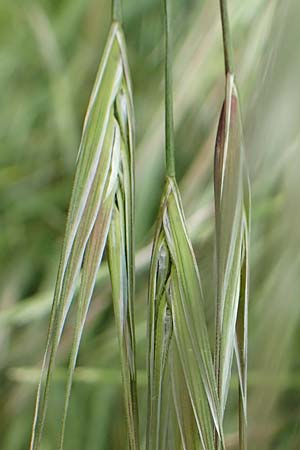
[1,0,300,449]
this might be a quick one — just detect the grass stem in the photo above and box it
[219,0,234,74]
[164,0,176,178]
[112,0,122,23]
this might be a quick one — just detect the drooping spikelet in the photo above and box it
[30,20,139,450]
[214,72,250,449]
[147,177,223,450]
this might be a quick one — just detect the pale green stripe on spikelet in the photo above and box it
[30,20,139,450]
[171,343,200,450]
[235,152,251,450]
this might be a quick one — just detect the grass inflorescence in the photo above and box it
[28,1,252,449]
[30,4,139,450]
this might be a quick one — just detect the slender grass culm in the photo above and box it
[214,1,250,449]
[29,1,140,450]
[146,1,224,450]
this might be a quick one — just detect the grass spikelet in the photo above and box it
[214,73,250,449]
[146,2,223,449]
[214,1,251,449]
[147,177,223,450]
[214,73,244,417]
[30,10,139,450]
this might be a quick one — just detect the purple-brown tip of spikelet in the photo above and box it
[214,92,238,198]
[214,101,226,198]
[231,94,238,121]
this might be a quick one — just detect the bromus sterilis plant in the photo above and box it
[28,1,250,449]
[214,1,250,449]
[146,1,224,450]
[3,0,300,447]
[30,1,140,450]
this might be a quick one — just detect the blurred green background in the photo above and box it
[1,0,300,449]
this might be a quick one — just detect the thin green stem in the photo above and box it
[164,0,176,178]
[112,0,122,23]
[219,0,234,74]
